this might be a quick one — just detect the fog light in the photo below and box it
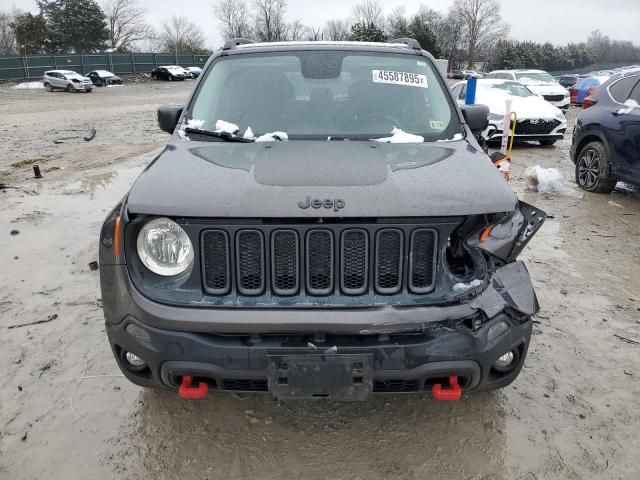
[487,320,509,341]
[125,351,146,368]
[494,351,515,369]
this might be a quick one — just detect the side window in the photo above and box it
[609,76,640,103]
[459,84,467,100]
[629,82,640,105]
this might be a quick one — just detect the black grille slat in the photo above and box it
[222,379,268,392]
[409,229,437,293]
[236,230,265,295]
[515,119,561,135]
[202,231,230,295]
[306,230,334,296]
[375,229,403,294]
[341,230,368,295]
[373,379,420,393]
[272,230,299,296]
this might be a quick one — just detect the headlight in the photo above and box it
[556,111,566,121]
[137,218,194,276]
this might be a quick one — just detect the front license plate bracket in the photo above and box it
[267,353,373,401]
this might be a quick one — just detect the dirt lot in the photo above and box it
[1,80,639,480]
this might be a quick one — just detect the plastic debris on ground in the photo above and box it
[372,128,424,144]
[524,165,583,198]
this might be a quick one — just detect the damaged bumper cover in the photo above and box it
[104,261,538,395]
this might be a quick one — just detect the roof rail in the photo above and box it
[389,38,421,50]
[223,38,254,50]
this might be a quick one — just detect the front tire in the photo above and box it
[576,141,617,193]
[168,75,174,81]
[539,139,557,146]
[66,84,76,93]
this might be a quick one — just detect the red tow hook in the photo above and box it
[432,375,462,401]
[178,375,208,399]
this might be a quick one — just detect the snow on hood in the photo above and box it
[65,72,90,81]
[372,128,424,143]
[517,77,558,86]
[476,89,563,121]
[525,84,568,95]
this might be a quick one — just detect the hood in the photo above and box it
[479,91,563,121]
[67,73,90,81]
[525,84,568,96]
[126,140,517,218]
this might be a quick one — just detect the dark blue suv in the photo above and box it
[571,71,640,193]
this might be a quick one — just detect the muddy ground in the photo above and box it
[1,80,639,480]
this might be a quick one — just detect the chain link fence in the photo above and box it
[0,52,211,81]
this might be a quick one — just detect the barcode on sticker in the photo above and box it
[372,70,428,88]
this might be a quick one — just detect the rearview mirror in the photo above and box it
[461,104,489,133]
[158,104,183,134]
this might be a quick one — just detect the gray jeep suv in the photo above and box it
[100,39,545,401]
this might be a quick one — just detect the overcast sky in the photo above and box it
[8,0,640,50]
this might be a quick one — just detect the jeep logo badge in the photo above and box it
[298,196,345,212]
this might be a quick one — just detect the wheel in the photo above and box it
[151,74,157,80]
[86,88,93,93]
[539,139,557,146]
[66,84,76,93]
[575,141,617,193]
[44,82,52,92]
[169,75,174,81]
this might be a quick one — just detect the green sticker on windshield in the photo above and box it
[430,120,445,129]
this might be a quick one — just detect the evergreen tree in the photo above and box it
[13,13,48,54]
[349,22,386,43]
[37,0,109,53]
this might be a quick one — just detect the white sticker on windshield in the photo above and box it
[372,70,428,88]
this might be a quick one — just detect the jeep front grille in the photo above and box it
[201,224,438,298]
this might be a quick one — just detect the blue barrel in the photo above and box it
[465,77,477,105]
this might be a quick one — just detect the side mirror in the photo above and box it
[461,104,489,133]
[158,104,183,134]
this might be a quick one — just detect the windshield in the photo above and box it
[515,72,555,84]
[188,51,460,141]
[481,81,535,98]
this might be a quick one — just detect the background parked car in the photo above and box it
[451,79,567,146]
[462,70,483,79]
[449,70,464,79]
[86,70,123,87]
[485,69,570,110]
[151,66,188,81]
[569,76,610,106]
[556,74,587,88]
[570,71,640,193]
[185,66,203,79]
[43,70,93,93]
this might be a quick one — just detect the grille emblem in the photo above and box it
[298,196,345,212]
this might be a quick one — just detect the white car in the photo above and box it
[451,79,568,146]
[43,70,94,93]
[485,69,570,110]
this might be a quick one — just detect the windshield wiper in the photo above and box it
[183,128,255,143]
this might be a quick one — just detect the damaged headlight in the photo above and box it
[467,201,547,264]
[137,218,194,276]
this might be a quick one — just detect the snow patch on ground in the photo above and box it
[105,84,123,88]
[13,82,44,90]
[372,128,424,143]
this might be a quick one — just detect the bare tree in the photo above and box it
[161,15,207,53]
[213,0,252,40]
[0,9,19,54]
[102,0,153,51]
[253,0,288,42]
[306,26,323,41]
[453,0,508,68]
[288,19,306,41]
[324,19,349,41]
[351,0,384,29]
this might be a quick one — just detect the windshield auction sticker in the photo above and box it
[372,70,428,88]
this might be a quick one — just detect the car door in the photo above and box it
[618,79,640,182]
[52,72,64,88]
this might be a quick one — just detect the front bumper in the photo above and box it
[102,261,539,396]
[485,118,567,143]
